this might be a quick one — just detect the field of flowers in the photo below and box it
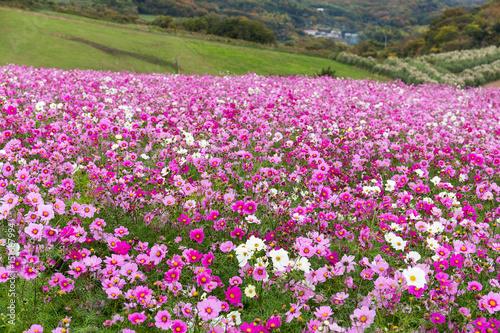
[0,65,500,333]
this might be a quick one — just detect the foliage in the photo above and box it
[182,15,277,44]
[335,46,500,86]
[150,15,175,29]
[314,66,337,78]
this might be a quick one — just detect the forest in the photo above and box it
[5,0,491,42]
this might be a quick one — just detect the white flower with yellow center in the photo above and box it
[402,266,426,288]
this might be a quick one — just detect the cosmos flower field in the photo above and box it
[0,65,500,333]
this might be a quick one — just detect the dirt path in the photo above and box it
[483,80,500,88]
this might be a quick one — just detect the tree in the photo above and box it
[433,26,459,44]
[151,15,175,29]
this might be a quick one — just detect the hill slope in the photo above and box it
[0,7,385,79]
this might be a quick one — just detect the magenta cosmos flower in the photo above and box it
[170,320,187,333]
[190,228,205,243]
[225,285,242,306]
[243,201,257,214]
[128,311,147,325]
[430,312,445,324]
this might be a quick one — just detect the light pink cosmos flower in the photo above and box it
[150,244,168,265]
[53,199,65,214]
[25,324,43,333]
[219,241,235,253]
[197,298,222,321]
[162,195,176,206]
[25,223,44,241]
[314,306,333,320]
[479,292,500,314]
[36,204,54,222]
[335,254,357,275]
[350,305,376,327]
[106,287,122,299]
[285,303,302,323]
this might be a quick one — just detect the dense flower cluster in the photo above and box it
[0,65,500,333]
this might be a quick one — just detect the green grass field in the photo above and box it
[0,7,387,79]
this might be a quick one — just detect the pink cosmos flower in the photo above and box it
[128,311,147,325]
[150,244,168,265]
[80,204,96,218]
[0,267,9,282]
[266,315,282,330]
[154,309,171,330]
[467,281,483,291]
[114,226,129,237]
[53,199,65,214]
[184,249,202,263]
[229,276,242,286]
[36,204,54,222]
[22,266,38,280]
[220,241,235,253]
[170,320,188,333]
[335,254,357,275]
[253,266,268,281]
[231,200,245,213]
[25,324,43,333]
[430,312,445,324]
[112,241,131,255]
[162,195,176,206]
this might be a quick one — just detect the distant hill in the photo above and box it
[45,0,491,41]
[0,7,387,80]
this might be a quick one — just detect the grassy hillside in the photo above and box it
[0,7,386,80]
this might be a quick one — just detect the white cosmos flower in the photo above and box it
[384,232,397,244]
[244,284,256,298]
[292,257,311,273]
[426,237,440,250]
[246,236,265,252]
[269,248,289,271]
[403,266,427,288]
[385,180,396,192]
[430,176,441,185]
[390,236,407,251]
[428,222,444,235]
[406,251,421,263]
